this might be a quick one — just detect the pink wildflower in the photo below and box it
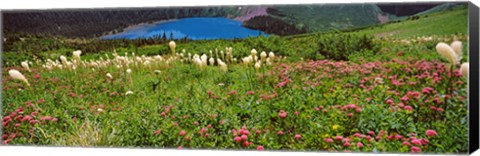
[277,131,284,135]
[404,106,413,111]
[278,110,287,118]
[411,146,421,153]
[324,138,333,143]
[425,130,438,137]
[411,139,422,146]
[234,136,242,142]
[257,145,264,150]
[357,142,363,148]
[295,134,301,139]
[335,136,344,140]
[179,130,186,136]
[241,135,248,141]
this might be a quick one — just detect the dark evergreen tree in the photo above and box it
[169,32,174,40]
[161,32,167,41]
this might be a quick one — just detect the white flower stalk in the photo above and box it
[66,62,73,69]
[460,62,469,78]
[221,51,225,61]
[251,49,257,57]
[251,49,258,62]
[209,50,213,58]
[260,51,267,63]
[209,57,215,66]
[73,50,82,63]
[193,57,203,67]
[126,69,132,74]
[8,69,30,86]
[106,73,113,79]
[269,52,275,62]
[450,41,462,62]
[241,58,247,64]
[226,47,232,63]
[125,90,134,95]
[201,54,208,66]
[266,58,272,66]
[255,62,261,69]
[60,55,68,65]
[436,42,457,65]
[242,56,253,65]
[218,59,227,72]
[374,77,384,84]
[169,41,176,56]
[21,61,31,72]
[143,60,151,66]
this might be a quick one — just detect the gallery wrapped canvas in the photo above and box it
[1,1,479,155]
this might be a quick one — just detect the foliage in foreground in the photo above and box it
[1,43,468,154]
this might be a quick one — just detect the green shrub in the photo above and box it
[316,33,380,61]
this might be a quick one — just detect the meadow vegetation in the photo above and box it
[1,6,470,154]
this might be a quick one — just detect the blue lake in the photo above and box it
[102,17,268,40]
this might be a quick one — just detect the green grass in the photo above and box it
[1,43,469,152]
[271,4,382,32]
[1,5,471,154]
[350,7,467,38]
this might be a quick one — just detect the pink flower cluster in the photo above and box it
[278,110,287,118]
[2,99,59,145]
[232,126,254,147]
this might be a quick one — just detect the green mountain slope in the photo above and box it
[415,3,467,16]
[269,4,383,32]
[351,6,467,38]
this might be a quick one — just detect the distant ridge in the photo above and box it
[1,2,467,38]
[377,3,441,16]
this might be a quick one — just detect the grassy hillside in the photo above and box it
[350,7,467,38]
[269,4,382,32]
[415,3,467,16]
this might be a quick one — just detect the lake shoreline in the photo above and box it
[102,17,268,40]
[101,19,178,38]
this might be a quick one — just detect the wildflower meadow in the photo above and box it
[1,5,470,155]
